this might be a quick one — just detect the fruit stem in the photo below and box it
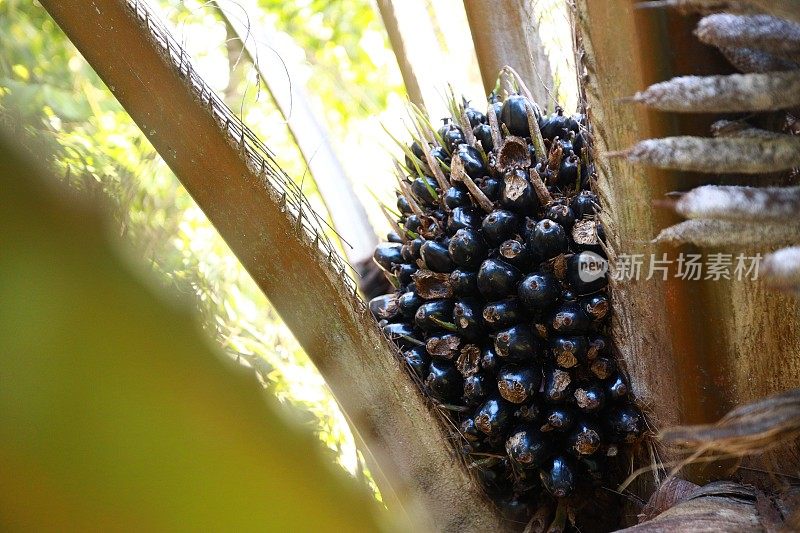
[546,499,567,533]
[525,99,547,165]
[450,155,495,213]
[529,168,554,205]
[380,204,408,242]
[486,101,503,150]
[460,107,477,147]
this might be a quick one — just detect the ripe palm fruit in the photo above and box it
[371,90,644,518]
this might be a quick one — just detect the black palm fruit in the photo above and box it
[411,176,439,207]
[404,214,421,234]
[495,325,538,363]
[590,357,616,380]
[565,251,608,295]
[397,193,413,215]
[539,106,572,140]
[541,406,575,432]
[542,366,574,404]
[500,94,538,137]
[426,332,461,360]
[371,90,644,514]
[450,269,477,296]
[425,359,463,403]
[482,298,522,331]
[369,293,400,322]
[477,258,520,299]
[448,206,482,233]
[453,299,482,340]
[527,218,568,260]
[396,263,418,286]
[449,228,487,269]
[381,322,421,349]
[403,346,430,378]
[414,299,453,331]
[558,154,579,185]
[500,169,538,213]
[545,203,576,231]
[605,406,644,444]
[482,209,518,245]
[549,300,592,334]
[465,105,486,128]
[506,426,550,468]
[570,190,599,219]
[420,240,455,273]
[408,140,425,166]
[498,238,532,269]
[567,419,602,456]
[477,176,501,201]
[587,335,609,359]
[473,123,494,152]
[582,293,609,321]
[497,364,541,404]
[457,144,488,179]
[514,402,540,423]
[541,456,576,497]
[387,231,402,243]
[474,396,514,437]
[443,185,471,210]
[606,374,630,401]
[574,385,606,414]
[481,345,500,373]
[397,291,424,318]
[518,272,561,311]
[373,242,403,272]
[550,336,588,369]
[439,120,465,154]
[464,373,492,406]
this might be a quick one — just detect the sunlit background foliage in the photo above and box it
[0,0,574,496]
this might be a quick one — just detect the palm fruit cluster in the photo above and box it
[369,86,644,521]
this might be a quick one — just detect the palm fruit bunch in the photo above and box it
[369,78,644,522]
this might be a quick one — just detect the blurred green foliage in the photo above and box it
[0,135,382,531]
[0,0,395,487]
[258,0,399,127]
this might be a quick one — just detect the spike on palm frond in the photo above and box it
[695,14,800,61]
[762,246,800,292]
[672,185,800,222]
[654,219,800,247]
[629,71,800,112]
[611,136,800,174]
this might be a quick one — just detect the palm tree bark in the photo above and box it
[463,0,552,106]
[375,0,425,108]
[40,0,505,530]
[573,0,800,493]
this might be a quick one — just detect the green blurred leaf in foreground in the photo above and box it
[0,133,382,532]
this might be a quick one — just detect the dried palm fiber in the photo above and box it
[661,388,800,458]
[620,390,800,530]
[627,1,800,293]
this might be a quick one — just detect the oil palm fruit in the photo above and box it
[371,89,643,516]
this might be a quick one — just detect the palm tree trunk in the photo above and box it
[573,0,800,492]
[463,0,552,106]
